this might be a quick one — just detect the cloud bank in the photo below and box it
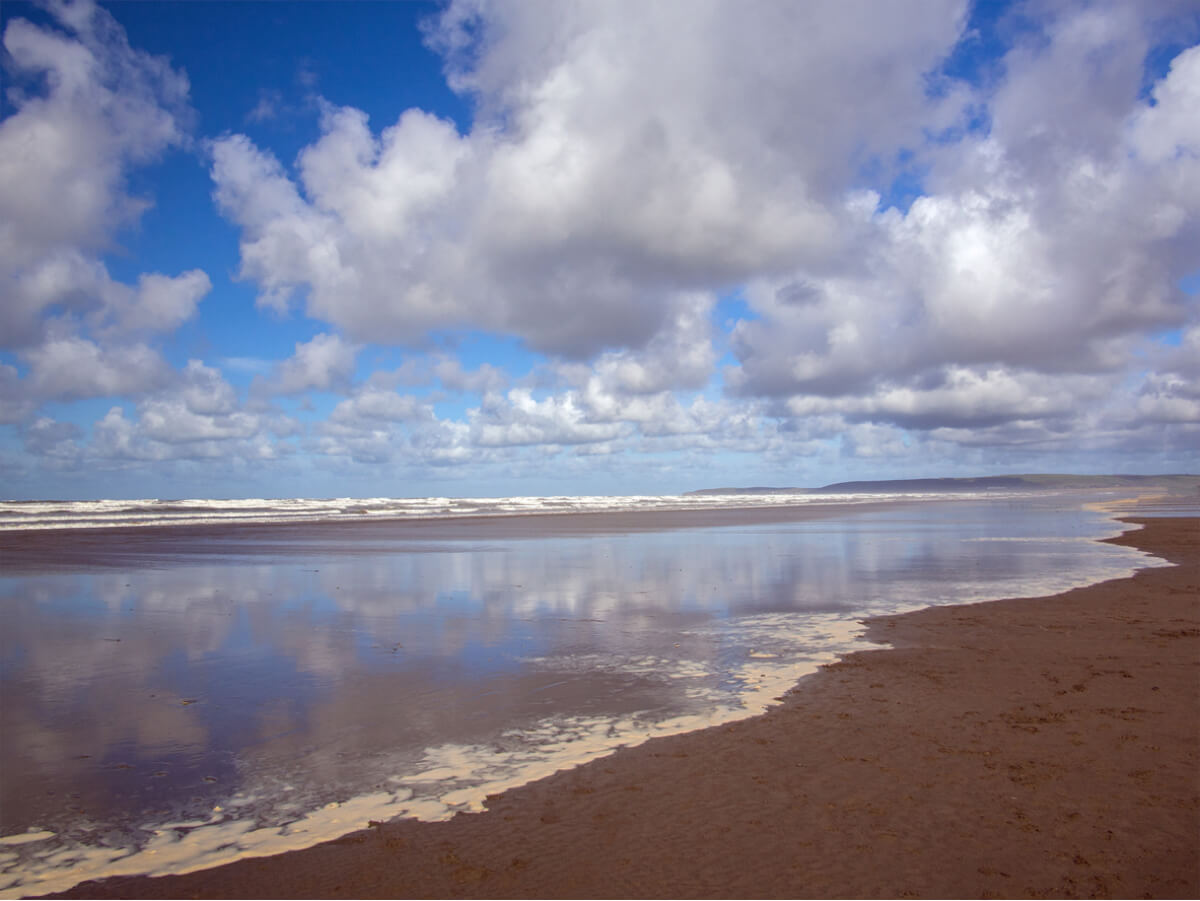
[1,0,1197,497]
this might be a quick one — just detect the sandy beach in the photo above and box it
[43,515,1197,899]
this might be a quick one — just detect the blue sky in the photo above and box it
[0,0,1197,500]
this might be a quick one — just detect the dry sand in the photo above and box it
[51,517,1198,899]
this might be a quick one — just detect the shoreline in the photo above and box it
[0,488,1149,570]
[0,499,910,573]
[45,516,1199,899]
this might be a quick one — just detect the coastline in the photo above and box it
[47,516,1198,899]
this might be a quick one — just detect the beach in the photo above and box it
[43,515,1198,899]
[5,1,1197,897]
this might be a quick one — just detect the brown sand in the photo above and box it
[51,517,1199,899]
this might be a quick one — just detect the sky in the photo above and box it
[0,0,1197,500]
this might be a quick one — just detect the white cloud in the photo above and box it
[268,333,359,395]
[122,361,260,444]
[105,270,211,334]
[245,88,283,124]
[7,1,1198,488]
[202,0,1196,472]
[839,422,916,460]
[137,398,261,444]
[0,354,302,473]
[80,365,291,466]
[782,367,1101,431]
[90,406,153,461]
[209,134,337,316]
[209,1,969,357]
[1129,45,1200,165]
[24,336,171,400]
[0,0,221,476]
[1134,375,1200,425]
[200,0,1197,472]
[726,3,1200,450]
[469,388,629,448]
[585,293,717,396]
[4,250,210,347]
[432,358,508,395]
[177,360,238,416]
[0,0,196,346]
[0,364,36,424]
[329,387,432,425]
[1125,326,1200,429]
[22,416,82,460]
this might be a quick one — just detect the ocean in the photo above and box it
[0,490,1170,896]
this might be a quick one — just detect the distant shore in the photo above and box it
[51,516,1199,899]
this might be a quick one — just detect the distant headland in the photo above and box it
[686,474,1200,496]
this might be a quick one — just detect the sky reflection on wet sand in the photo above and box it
[0,495,1166,896]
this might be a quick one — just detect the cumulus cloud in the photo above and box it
[90,406,156,462]
[306,329,774,469]
[6,0,1198,488]
[22,416,83,460]
[137,398,262,444]
[197,0,1197,475]
[0,0,218,477]
[176,360,238,416]
[0,364,36,424]
[267,333,359,395]
[23,336,171,400]
[1134,374,1200,425]
[329,387,432,426]
[132,361,262,445]
[1130,44,1200,165]
[469,389,629,448]
[4,359,291,476]
[84,365,288,466]
[584,294,717,396]
[432,358,508,395]
[209,1,969,358]
[726,3,1200,448]
[102,269,211,334]
[0,0,199,346]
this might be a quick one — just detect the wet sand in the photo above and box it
[0,501,900,573]
[50,517,1198,899]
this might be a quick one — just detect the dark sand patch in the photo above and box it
[49,518,1199,899]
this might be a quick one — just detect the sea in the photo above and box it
[0,489,1180,897]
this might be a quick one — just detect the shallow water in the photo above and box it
[0,493,1165,896]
